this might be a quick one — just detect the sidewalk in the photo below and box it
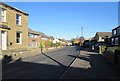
[2,46,65,63]
[61,49,120,79]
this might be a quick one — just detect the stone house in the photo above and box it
[0,2,29,50]
[111,26,120,46]
[28,28,40,48]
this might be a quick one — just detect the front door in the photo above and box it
[1,31,7,50]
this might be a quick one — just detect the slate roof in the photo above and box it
[28,28,40,35]
[96,32,112,37]
[112,26,120,30]
[0,2,29,16]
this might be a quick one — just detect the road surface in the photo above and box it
[2,46,80,79]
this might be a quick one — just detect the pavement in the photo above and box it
[60,48,120,79]
[2,46,65,63]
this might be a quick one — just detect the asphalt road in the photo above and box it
[2,46,80,79]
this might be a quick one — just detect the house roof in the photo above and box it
[112,26,120,30]
[48,36,54,40]
[0,2,29,16]
[96,32,112,37]
[28,28,40,35]
[39,32,48,38]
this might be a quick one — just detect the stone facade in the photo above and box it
[0,2,29,50]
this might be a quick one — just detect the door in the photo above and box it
[1,31,7,50]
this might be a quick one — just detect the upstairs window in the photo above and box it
[117,27,120,35]
[0,8,6,22]
[113,30,117,35]
[34,35,38,38]
[28,34,33,38]
[16,14,21,25]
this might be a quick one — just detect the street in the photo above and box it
[2,46,80,79]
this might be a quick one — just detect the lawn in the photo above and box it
[107,46,120,53]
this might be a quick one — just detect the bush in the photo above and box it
[44,40,52,48]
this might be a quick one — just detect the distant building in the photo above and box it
[79,36,84,44]
[53,38,60,43]
[48,36,54,42]
[40,32,48,40]
[111,26,120,46]
[94,32,112,42]
[28,28,40,48]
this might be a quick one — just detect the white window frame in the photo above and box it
[16,32,22,44]
[34,35,38,38]
[111,38,114,45]
[16,14,21,25]
[113,30,117,35]
[115,37,119,45]
[117,28,120,34]
[0,8,6,22]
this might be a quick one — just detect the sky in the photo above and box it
[5,2,118,40]
[1,0,120,2]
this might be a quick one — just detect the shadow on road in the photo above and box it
[64,48,120,79]
[2,46,120,80]
[41,52,65,67]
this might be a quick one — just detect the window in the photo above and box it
[28,34,33,38]
[33,42,37,47]
[115,37,119,45]
[0,8,6,22]
[34,35,38,38]
[16,32,22,44]
[28,43,32,47]
[16,14,21,25]
[113,30,116,35]
[117,28,120,34]
[111,38,114,45]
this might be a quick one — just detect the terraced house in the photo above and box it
[28,28,40,48]
[0,2,29,50]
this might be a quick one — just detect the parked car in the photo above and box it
[94,42,106,52]
[95,42,106,47]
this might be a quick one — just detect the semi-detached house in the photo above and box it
[111,26,120,46]
[0,2,29,50]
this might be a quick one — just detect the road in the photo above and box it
[2,46,80,79]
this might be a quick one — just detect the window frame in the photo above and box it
[16,32,22,44]
[115,37,119,45]
[16,14,21,26]
[0,8,6,22]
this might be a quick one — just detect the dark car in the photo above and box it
[94,42,106,52]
